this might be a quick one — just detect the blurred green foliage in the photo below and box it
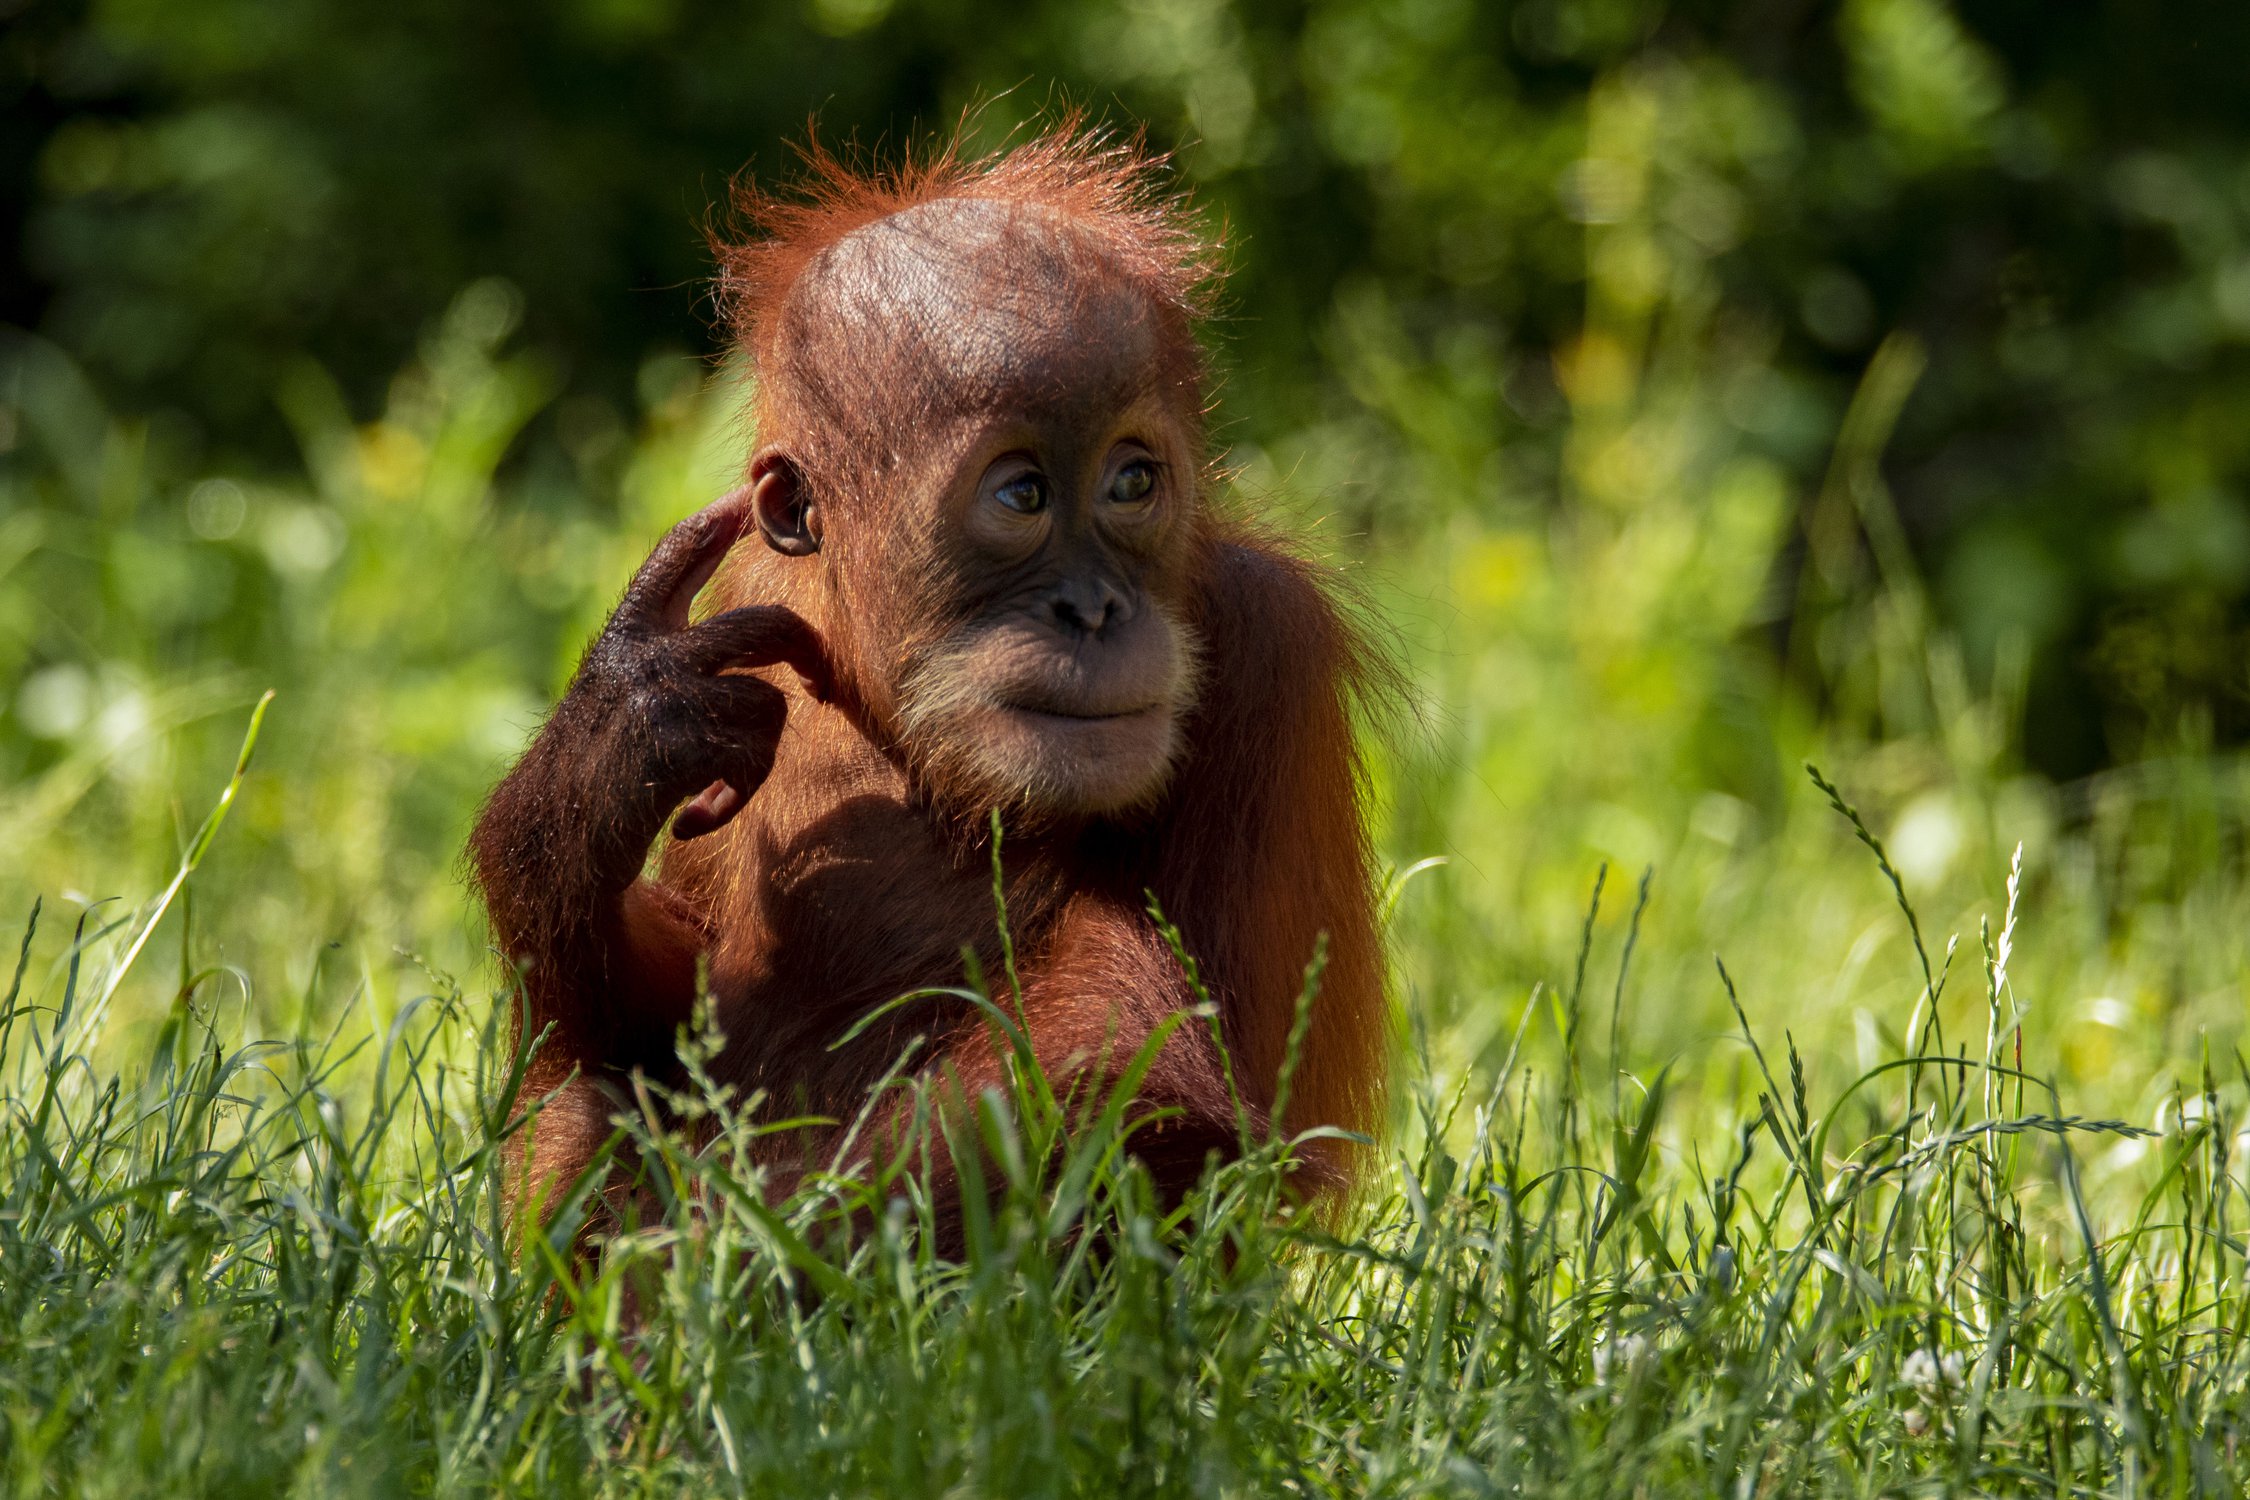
[8,0,2250,770]
[0,289,736,1011]
[6,0,2250,1139]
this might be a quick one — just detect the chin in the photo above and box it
[979,702,1184,819]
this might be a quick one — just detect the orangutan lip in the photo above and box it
[1003,701,1164,724]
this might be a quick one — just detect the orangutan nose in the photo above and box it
[1048,575,1133,637]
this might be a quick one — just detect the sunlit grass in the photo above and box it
[3,735,2245,1496]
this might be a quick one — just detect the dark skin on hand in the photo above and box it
[470,128,1390,1251]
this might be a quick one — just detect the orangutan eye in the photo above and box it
[994,472,1049,514]
[1108,459,1157,505]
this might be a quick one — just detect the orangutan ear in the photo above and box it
[748,448,821,557]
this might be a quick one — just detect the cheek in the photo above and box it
[830,539,962,715]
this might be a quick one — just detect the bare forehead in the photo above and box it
[791,196,1164,416]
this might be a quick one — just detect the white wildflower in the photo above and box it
[1591,1332,1650,1384]
[1901,1348,1965,1395]
[1903,1406,1930,1438]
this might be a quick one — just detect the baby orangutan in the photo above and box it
[470,127,1388,1248]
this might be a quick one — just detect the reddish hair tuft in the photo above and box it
[711,117,1223,391]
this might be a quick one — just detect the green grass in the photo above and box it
[3,708,2247,1496]
[9,236,2250,1492]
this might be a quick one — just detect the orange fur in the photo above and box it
[473,121,1389,1246]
